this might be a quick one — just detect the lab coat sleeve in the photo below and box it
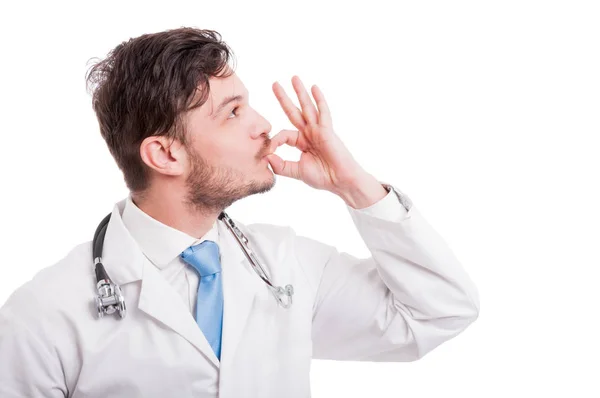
[0,307,67,397]
[292,186,480,362]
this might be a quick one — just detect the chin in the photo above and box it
[249,171,276,195]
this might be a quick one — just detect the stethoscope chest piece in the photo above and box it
[94,266,126,319]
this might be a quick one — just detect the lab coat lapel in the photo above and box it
[218,218,264,365]
[138,258,221,368]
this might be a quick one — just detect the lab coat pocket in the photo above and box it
[76,319,198,397]
[260,266,313,395]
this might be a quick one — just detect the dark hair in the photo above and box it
[85,27,236,194]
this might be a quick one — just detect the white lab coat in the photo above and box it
[0,191,480,397]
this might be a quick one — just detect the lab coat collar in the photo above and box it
[100,198,145,285]
[101,198,264,369]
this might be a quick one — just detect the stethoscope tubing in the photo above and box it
[93,209,294,319]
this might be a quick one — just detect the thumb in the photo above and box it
[267,154,300,180]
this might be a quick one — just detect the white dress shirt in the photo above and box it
[121,187,408,317]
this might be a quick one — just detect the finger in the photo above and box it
[269,129,308,152]
[266,153,300,180]
[272,82,307,131]
[291,76,318,125]
[311,84,332,128]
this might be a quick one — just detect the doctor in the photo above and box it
[0,27,479,397]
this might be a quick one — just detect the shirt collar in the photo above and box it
[121,194,220,269]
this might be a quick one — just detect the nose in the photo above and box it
[251,111,272,140]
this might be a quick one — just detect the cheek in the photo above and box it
[196,124,256,166]
[195,136,228,160]
[205,140,251,169]
[222,135,254,157]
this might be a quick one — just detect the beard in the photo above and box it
[182,146,276,215]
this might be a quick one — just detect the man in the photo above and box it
[0,27,480,397]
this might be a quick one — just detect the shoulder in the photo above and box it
[0,241,95,329]
[230,217,336,258]
[235,217,291,235]
[231,218,295,246]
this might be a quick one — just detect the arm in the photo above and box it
[293,183,480,362]
[268,76,479,360]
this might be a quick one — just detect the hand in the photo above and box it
[267,76,367,194]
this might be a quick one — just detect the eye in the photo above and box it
[227,106,239,119]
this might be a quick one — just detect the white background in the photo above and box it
[1,0,598,396]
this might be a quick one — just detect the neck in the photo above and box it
[131,187,221,240]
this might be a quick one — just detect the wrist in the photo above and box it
[336,172,388,209]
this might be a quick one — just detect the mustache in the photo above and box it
[258,135,272,158]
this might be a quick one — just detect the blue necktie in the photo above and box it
[180,240,223,361]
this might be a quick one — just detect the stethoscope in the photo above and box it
[93,210,294,319]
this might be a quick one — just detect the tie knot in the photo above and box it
[180,240,222,277]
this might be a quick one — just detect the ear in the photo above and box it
[139,136,187,176]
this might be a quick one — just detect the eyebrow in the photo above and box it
[211,94,244,119]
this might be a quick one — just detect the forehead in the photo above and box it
[204,72,248,112]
